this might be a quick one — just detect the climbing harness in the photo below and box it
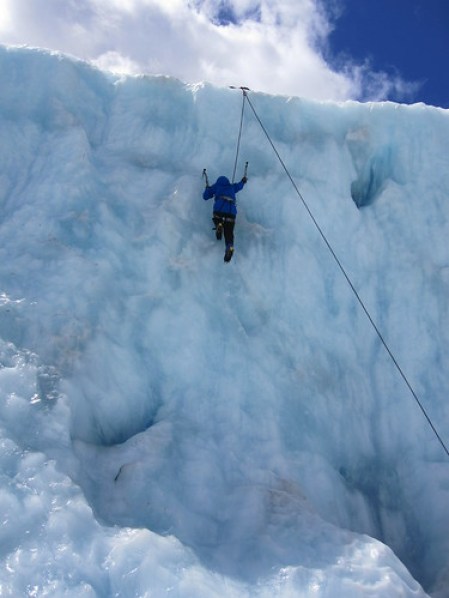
[228,86,449,459]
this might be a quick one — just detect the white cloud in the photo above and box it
[0,0,417,103]
[0,3,13,33]
[93,50,142,75]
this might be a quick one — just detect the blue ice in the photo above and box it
[1,45,449,597]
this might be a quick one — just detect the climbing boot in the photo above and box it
[224,246,234,263]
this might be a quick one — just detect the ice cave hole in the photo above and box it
[350,144,397,208]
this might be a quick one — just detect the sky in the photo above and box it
[326,0,449,108]
[0,0,447,107]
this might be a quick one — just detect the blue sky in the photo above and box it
[0,0,447,107]
[326,0,449,108]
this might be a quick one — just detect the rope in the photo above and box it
[242,89,449,459]
[231,89,247,183]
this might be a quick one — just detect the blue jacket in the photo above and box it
[203,176,246,216]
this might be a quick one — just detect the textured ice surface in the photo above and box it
[1,45,449,596]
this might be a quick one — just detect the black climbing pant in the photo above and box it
[213,212,235,247]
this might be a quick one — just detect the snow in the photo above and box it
[1,44,449,597]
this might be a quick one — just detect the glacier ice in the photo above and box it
[1,45,449,597]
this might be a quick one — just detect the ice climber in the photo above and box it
[203,174,247,262]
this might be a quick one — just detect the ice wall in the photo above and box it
[1,45,449,597]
